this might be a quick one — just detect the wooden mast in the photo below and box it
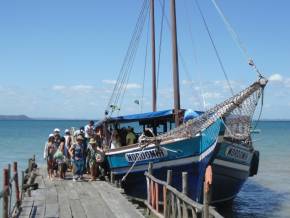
[170,0,181,126]
[150,0,157,112]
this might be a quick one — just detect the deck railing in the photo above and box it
[0,156,36,218]
[144,163,223,218]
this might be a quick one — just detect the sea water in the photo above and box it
[0,120,289,217]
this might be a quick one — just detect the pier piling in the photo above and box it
[13,162,20,205]
[3,168,9,218]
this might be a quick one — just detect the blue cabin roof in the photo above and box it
[106,109,175,123]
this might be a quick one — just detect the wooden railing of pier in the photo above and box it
[144,163,223,218]
[0,156,37,218]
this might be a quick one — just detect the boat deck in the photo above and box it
[18,167,145,218]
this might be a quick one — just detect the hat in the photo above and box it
[65,129,70,134]
[54,128,60,133]
[89,138,97,144]
[76,135,83,141]
[48,133,54,138]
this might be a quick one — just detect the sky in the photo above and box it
[0,0,289,119]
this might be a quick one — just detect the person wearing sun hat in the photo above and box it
[87,138,105,181]
[87,138,98,181]
[69,134,85,181]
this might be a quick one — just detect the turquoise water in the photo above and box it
[0,120,289,217]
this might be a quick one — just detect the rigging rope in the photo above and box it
[141,15,150,113]
[114,2,149,111]
[194,0,234,96]
[182,0,207,110]
[106,0,149,116]
[156,0,165,94]
[210,0,262,78]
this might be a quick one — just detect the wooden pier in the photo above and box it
[18,167,144,218]
[2,158,222,218]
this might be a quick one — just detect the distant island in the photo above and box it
[0,115,32,120]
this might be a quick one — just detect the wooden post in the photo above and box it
[163,186,167,217]
[148,162,153,175]
[150,180,155,207]
[27,159,31,174]
[110,172,115,184]
[3,168,9,218]
[182,172,188,195]
[203,181,209,218]
[182,172,189,218]
[21,171,25,200]
[165,170,172,218]
[155,183,159,212]
[13,162,20,205]
[7,164,11,184]
[114,180,118,187]
[167,170,172,185]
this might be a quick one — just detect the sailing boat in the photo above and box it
[101,0,267,203]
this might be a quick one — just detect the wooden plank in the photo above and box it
[191,207,197,218]
[171,193,176,218]
[30,200,45,218]
[64,180,79,200]
[177,198,182,218]
[81,182,118,218]
[19,199,33,217]
[69,199,87,218]
[91,182,144,218]
[45,203,59,218]
[55,180,73,218]
[182,201,189,218]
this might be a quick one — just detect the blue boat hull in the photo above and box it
[106,120,222,202]
[114,154,213,202]
[211,142,253,203]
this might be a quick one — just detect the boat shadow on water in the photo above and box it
[217,180,290,218]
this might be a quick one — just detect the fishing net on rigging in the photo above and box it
[158,78,267,142]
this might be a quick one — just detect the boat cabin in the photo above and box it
[101,109,206,150]
[101,109,184,149]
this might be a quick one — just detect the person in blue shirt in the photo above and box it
[69,135,85,181]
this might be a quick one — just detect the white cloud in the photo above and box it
[102,79,117,85]
[126,83,142,89]
[203,92,222,99]
[269,73,283,82]
[182,80,194,85]
[52,85,66,91]
[70,85,94,91]
[102,79,141,89]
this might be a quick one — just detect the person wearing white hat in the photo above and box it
[53,128,61,148]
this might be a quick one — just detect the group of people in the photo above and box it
[110,126,137,149]
[43,120,106,182]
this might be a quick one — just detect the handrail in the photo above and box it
[144,163,223,218]
[1,155,36,218]
[145,172,204,210]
